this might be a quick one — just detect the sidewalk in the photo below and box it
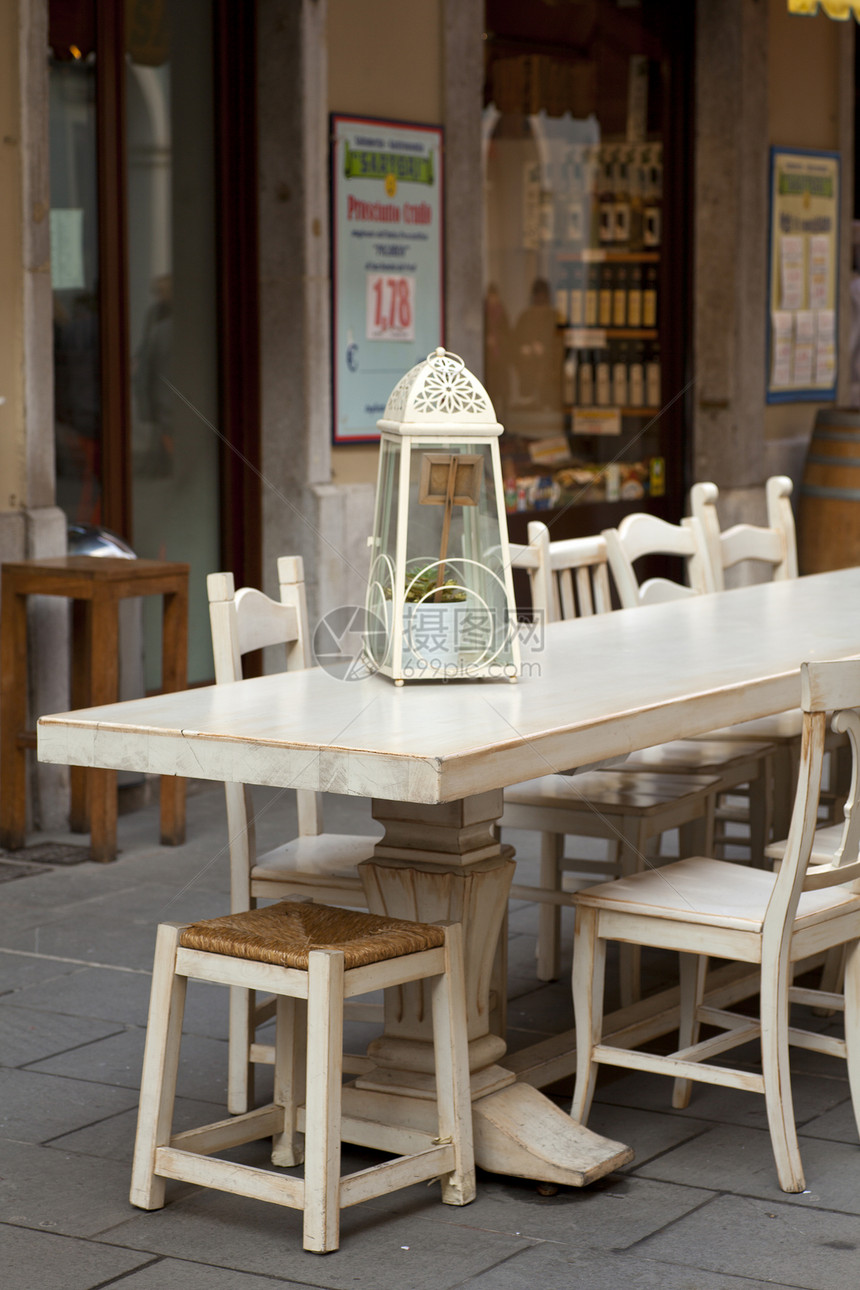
[1,780,857,1290]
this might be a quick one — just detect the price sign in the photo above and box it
[366,272,416,341]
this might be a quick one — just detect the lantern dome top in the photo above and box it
[377,348,502,437]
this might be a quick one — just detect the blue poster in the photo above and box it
[331,114,444,443]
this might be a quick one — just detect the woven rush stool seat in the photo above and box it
[178,902,447,968]
[131,901,475,1253]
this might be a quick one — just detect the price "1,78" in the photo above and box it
[366,272,416,341]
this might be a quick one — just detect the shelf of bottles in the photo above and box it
[494,137,666,515]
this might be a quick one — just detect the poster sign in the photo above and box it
[331,114,444,443]
[767,147,839,403]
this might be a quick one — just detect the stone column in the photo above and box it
[0,0,69,829]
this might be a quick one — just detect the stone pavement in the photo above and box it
[1,780,858,1290]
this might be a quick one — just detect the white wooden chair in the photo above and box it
[505,523,723,996]
[687,475,798,594]
[601,510,774,858]
[570,657,860,1194]
[130,901,475,1252]
[207,559,379,1113]
[601,511,716,608]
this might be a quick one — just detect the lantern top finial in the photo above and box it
[377,347,502,437]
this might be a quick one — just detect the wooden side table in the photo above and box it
[1,556,189,862]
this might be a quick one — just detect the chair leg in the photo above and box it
[748,756,773,862]
[672,953,707,1109]
[302,950,344,1254]
[760,965,805,1193]
[571,904,605,1125]
[130,923,188,1210]
[227,985,255,1115]
[842,940,860,1143]
[271,995,306,1167]
[536,831,563,982]
[617,819,645,1006]
[431,923,476,1206]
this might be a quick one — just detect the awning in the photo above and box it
[787,0,860,19]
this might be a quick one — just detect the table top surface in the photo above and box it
[38,568,860,803]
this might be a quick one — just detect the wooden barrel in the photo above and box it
[798,409,860,574]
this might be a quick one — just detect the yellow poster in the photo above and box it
[767,148,839,402]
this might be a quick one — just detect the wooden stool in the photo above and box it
[130,901,476,1254]
[0,556,188,862]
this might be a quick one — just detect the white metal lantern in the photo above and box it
[364,348,521,684]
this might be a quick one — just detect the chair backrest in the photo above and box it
[688,476,798,592]
[601,512,714,609]
[509,520,612,623]
[207,556,322,843]
[766,658,860,953]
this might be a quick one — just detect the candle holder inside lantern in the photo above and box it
[364,348,520,684]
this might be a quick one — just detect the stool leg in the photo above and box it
[87,598,119,862]
[272,995,306,1167]
[302,949,344,1254]
[431,923,476,1206]
[130,923,188,1209]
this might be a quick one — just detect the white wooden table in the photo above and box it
[37,569,860,1186]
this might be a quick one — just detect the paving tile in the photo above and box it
[27,1027,229,1104]
[457,1240,775,1290]
[10,964,228,1038]
[396,1171,714,1250]
[47,1094,230,1162]
[0,1001,124,1067]
[0,1068,140,1141]
[635,1120,860,1213]
[0,950,81,994]
[109,1258,313,1289]
[0,1222,153,1290]
[800,1095,858,1145]
[636,1192,860,1289]
[100,1188,531,1289]
[586,1102,713,1169]
[0,1138,151,1237]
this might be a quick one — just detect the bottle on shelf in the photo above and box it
[566,147,586,250]
[562,350,577,406]
[585,263,599,327]
[598,263,613,328]
[578,348,594,406]
[612,263,627,328]
[595,348,611,406]
[646,341,661,408]
[569,261,585,327]
[627,263,643,329]
[642,263,659,329]
[629,340,645,407]
[554,266,569,326]
[612,341,629,407]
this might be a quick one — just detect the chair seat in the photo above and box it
[179,901,445,969]
[252,832,377,883]
[766,821,844,866]
[704,711,805,743]
[575,855,860,932]
[622,738,771,777]
[504,769,717,817]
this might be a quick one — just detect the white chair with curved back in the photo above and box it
[207,558,379,1114]
[688,475,797,594]
[570,656,860,1194]
[505,522,735,998]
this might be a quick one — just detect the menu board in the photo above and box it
[330,115,444,443]
[766,147,839,403]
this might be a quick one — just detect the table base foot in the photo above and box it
[472,1082,632,1185]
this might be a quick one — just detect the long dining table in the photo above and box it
[36,567,860,1187]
